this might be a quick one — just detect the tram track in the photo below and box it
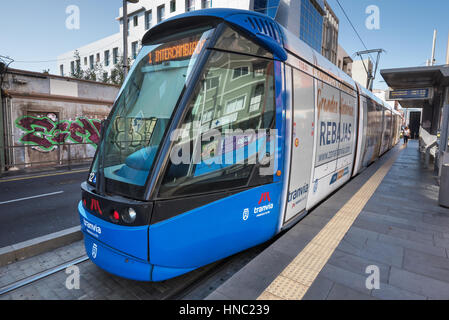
[0,254,238,300]
[0,255,89,296]
[0,238,273,299]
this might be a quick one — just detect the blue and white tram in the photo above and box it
[78,9,401,281]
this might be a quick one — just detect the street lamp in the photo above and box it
[123,0,139,79]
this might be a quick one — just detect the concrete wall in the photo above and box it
[352,59,372,89]
[2,69,119,169]
[336,45,352,76]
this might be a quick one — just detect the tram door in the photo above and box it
[284,68,315,223]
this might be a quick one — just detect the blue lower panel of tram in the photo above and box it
[149,183,282,277]
[78,183,282,281]
[83,233,153,281]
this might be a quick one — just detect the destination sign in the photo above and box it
[387,88,433,101]
[148,38,206,65]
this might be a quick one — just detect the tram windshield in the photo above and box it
[89,27,214,198]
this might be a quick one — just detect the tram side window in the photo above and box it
[158,50,275,198]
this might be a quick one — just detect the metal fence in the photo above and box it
[2,142,96,172]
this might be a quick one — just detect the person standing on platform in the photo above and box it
[403,126,410,145]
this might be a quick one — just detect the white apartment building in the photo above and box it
[57,0,350,80]
[57,0,251,78]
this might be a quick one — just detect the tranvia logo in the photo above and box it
[288,183,309,203]
[242,208,249,221]
[90,199,102,215]
[258,192,271,204]
[83,218,102,237]
[92,243,98,259]
[254,192,274,217]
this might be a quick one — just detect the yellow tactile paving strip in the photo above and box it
[257,146,404,300]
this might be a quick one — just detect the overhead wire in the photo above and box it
[335,0,376,63]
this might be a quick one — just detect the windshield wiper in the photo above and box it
[96,119,110,196]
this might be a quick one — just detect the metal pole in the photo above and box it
[68,143,72,171]
[123,0,129,78]
[439,87,449,164]
[0,88,5,174]
[446,31,449,65]
[431,29,437,66]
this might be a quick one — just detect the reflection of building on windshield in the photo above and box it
[97,30,211,188]
[184,54,272,139]
[166,50,275,190]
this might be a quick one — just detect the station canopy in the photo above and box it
[381,65,449,109]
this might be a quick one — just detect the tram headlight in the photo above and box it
[122,207,137,224]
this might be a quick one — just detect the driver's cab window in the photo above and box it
[158,47,275,198]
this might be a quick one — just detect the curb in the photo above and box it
[0,167,89,183]
[0,226,83,267]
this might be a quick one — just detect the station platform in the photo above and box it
[207,140,449,300]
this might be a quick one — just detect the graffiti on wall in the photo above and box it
[15,115,102,152]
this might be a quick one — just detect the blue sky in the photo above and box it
[0,0,122,73]
[327,0,449,88]
[1,0,448,90]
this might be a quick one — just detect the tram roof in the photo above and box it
[143,8,394,106]
[142,8,288,61]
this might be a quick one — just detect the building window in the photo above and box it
[84,57,87,65]
[104,50,110,67]
[133,15,138,27]
[170,0,176,12]
[70,61,75,75]
[132,41,138,59]
[232,66,249,79]
[96,53,100,63]
[186,0,195,12]
[157,5,165,23]
[89,55,94,69]
[202,0,211,9]
[299,0,324,53]
[206,76,219,90]
[60,64,64,76]
[225,95,246,114]
[145,10,152,29]
[113,47,119,64]
[249,84,264,112]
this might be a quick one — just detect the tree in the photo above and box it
[109,61,124,86]
[83,67,96,81]
[83,61,105,82]
[100,70,110,83]
[109,56,131,86]
[70,50,83,79]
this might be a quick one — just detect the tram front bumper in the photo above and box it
[78,201,197,281]
[83,232,152,281]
